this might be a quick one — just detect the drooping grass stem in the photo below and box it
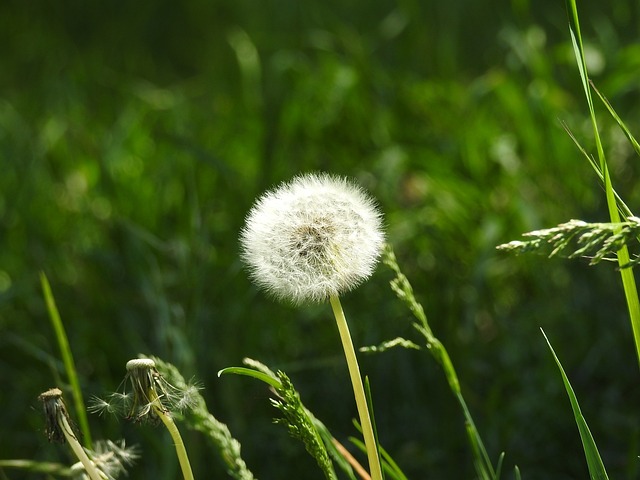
[329,295,383,480]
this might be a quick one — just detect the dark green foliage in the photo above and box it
[2,1,640,479]
[152,356,256,480]
[542,331,609,480]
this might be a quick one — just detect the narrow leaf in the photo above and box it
[40,272,92,448]
[542,329,609,480]
[217,367,282,389]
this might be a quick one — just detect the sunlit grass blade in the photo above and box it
[590,80,640,158]
[39,272,92,448]
[566,0,640,369]
[542,329,609,480]
[364,376,384,479]
[217,366,281,389]
[348,434,407,480]
[494,453,505,480]
[560,122,633,219]
[514,465,521,480]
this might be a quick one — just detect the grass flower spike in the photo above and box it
[240,172,385,480]
[240,172,384,305]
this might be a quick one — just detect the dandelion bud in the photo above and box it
[240,173,385,305]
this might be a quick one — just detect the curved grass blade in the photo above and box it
[217,366,281,389]
[542,329,609,480]
[589,80,640,158]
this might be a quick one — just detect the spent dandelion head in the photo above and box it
[90,358,200,424]
[38,387,70,443]
[38,388,107,480]
[123,358,196,480]
[92,358,199,424]
[124,358,162,422]
[240,173,385,305]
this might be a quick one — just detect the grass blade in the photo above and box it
[217,366,281,389]
[364,376,385,479]
[40,272,91,448]
[542,329,609,479]
[566,0,640,369]
[590,80,640,158]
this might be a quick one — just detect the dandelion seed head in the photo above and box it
[240,173,385,304]
[126,358,155,371]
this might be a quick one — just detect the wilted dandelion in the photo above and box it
[240,172,385,480]
[38,388,104,480]
[90,359,196,480]
[89,359,199,423]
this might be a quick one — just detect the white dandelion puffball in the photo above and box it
[240,173,385,305]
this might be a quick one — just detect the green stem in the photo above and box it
[40,272,92,448]
[329,295,383,480]
[151,398,195,480]
[567,0,640,369]
[58,409,104,480]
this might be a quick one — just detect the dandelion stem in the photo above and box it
[47,402,106,480]
[329,295,383,480]
[150,394,195,480]
[57,404,104,480]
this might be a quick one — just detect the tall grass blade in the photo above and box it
[218,366,281,389]
[39,272,92,448]
[560,122,633,219]
[566,0,640,369]
[590,80,640,158]
[349,435,407,480]
[364,376,384,480]
[541,329,609,479]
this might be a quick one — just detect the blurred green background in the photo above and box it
[2,0,640,478]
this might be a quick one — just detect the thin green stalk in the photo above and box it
[125,359,195,480]
[0,459,72,475]
[567,0,640,368]
[152,399,195,480]
[329,295,383,480]
[383,246,496,479]
[40,272,92,448]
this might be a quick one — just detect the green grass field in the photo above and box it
[2,1,640,478]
